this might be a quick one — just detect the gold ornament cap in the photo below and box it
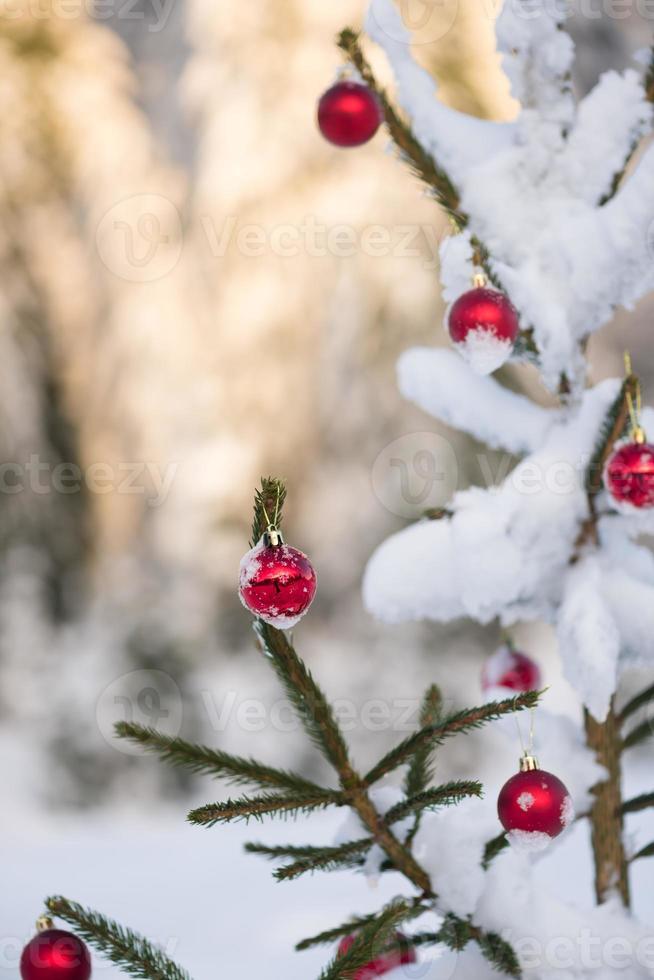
[263,528,284,547]
[520,753,539,772]
[36,916,54,933]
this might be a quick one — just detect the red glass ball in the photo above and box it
[448,287,519,374]
[337,933,416,979]
[318,81,383,148]
[604,441,654,510]
[239,540,317,628]
[20,931,91,980]
[481,646,541,694]
[498,768,573,839]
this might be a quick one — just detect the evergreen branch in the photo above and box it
[254,620,356,783]
[435,913,475,952]
[483,832,509,869]
[114,722,326,796]
[296,913,381,952]
[251,476,287,546]
[336,29,463,227]
[404,685,442,799]
[317,900,417,980]
[188,791,341,827]
[365,692,540,786]
[631,841,654,862]
[619,683,654,723]
[44,897,192,980]
[477,930,521,978]
[274,839,372,881]
[646,42,654,104]
[585,376,637,497]
[621,792,654,815]
[622,720,653,751]
[385,781,483,825]
[436,915,520,978]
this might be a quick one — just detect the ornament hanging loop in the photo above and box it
[520,752,539,772]
[261,485,284,546]
[624,351,646,444]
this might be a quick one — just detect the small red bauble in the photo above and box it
[481,645,541,694]
[317,81,383,148]
[239,530,317,629]
[20,930,91,980]
[337,933,416,979]
[498,760,573,848]
[604,440,654,510]
[448,286,519,375]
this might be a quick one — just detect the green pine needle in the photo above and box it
[188,790,340,827]
[365,691,540,786]
[253,621,355,781]
[45,897,192,980]
[622,720,653,751]
[385,781,483,825]
[621,792,654,815]
[251,477,287,546]
[114,721,326,796]
[619,682,654,723]
[317,900,418,980]
[404,685,442,799]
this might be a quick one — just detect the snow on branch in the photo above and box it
[364,0,515,180]
[495,0,574,126]
[561,70,652,205]
[364,380,619,627]
[556,554,620,722]
[398,347,554,455]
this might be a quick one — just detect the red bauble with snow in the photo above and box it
[498,761,573,850]
[318,81,383,147]
[20,930,92,980]
[604,440,654,510]
[239,531,317,629]
[448,286,519,375]
[337,933,416,979]
[481,645,541,695]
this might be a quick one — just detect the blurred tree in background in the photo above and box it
[1,0,652,812]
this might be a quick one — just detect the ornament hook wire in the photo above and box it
[624,351,646,444]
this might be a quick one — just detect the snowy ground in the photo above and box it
[4,793,654,980]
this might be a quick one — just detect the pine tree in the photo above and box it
[28,3,654,978]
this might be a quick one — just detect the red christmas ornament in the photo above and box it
[239,528,317,629]
[20,929,91,980]
[481,645,541,694]
[337,933,416,979]
[604,440,654,510]
[448,285,519,375]
[498,757,573,847]
[317,81,383,148]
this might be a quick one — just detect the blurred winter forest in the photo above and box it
[1,0,653,818]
